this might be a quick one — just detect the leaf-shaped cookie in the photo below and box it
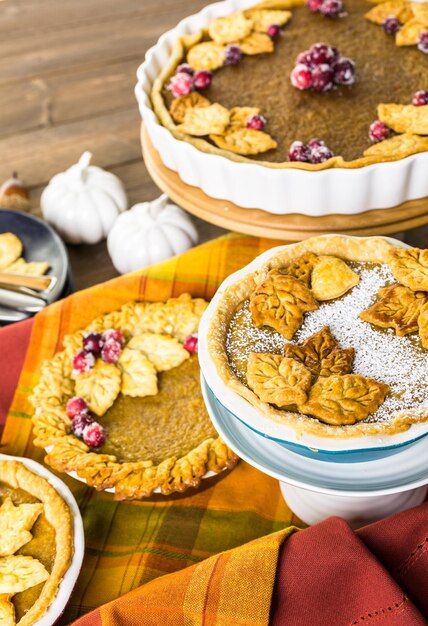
[311,256,359,301]
[244,8,292,31]
[0,555,49,594]
[418,302,428,349]
[210,128,278,154]
[208,11,253,44]
[229,106,261,128]
[365,0,413,24]
[240,32,274,54]
[127,333,189,371]
[4,258,49,276]
[0,233,22,270]
[281,252,319,287]
[284,326,354,378]
[247,352,312,407]
[169,92,210,124]
[363,133,428,158]
[118,348,158,398]
[298,374,389,425]
[378,104,428,135]
[0,595,14,626]
[410,2,428,27]
[388,247,428,291]
[250,269,319,340]
[187,42,225,71]
[0,497,43,557]
[74,360,121,416]
[177,103,230,136]
[396,18,426,45]
[360,284,427,336]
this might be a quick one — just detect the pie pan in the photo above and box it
[0,453,84,626]
[134,0,428,217]
[198,234,428,460]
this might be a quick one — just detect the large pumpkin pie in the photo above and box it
[31,294,238,499]
[0,460,73,626]
[152,0,428,168]
[207,236,428,438]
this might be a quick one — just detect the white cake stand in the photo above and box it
[201,378,428,528]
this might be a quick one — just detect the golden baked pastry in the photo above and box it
[388,247,428,291]
[281,252,318,287]
[311,256,360,301]
[360,284,428,336]
[0,460,73,626]
[31,295,238,499]
[0,233,49,276]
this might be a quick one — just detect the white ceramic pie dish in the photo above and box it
[134,0,428,217]
[0,453,84,626]
[198,235,428,459]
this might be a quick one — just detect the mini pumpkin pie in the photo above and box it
[31,294,238,499]
[0,460,73,626]
[152,0,428,168]
[208,236,428,438]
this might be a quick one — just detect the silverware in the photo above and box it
[0,287,47,313]
[0,306,30,323]
[0,272,56,293]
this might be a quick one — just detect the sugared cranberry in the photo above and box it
[83,331,103,355]
[267,23,281,38]
[224,44,242,65]
[288,141,312,162]
[308,138,326,149]
[382,16,401,35]
[184,334,198,353]
[101,339,122,364]
[102,329,125,346]
[295,49,312,65]
[312,64,334,92]
[412,90,428,106]
[66,396,88,418]
[83,422,105,449]
[320,0,343,17]
[369,120,390,143]
[291,64,313,90]
[72,350,95,374]
[310,43,338,65]
[176,63,194,76]
[169,72,193,97]
[246,114,267,130]
[418,31,428,54]
[72,412,93,438]
[333,57,356,85]
[193,70,212,90]
[311,144,334,163]
[306,0,323,11]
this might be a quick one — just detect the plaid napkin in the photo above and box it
[0,233,302,624]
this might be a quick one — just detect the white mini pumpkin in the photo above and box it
[107,195,198,274]
[41,152,128,244]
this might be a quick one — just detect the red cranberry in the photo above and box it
[382,16,401,35]
[308,138,326,149]
[193,70,212,90]
[288,141,312,162]
[267,24,281,38]
[246,114,267,130]
[312,64,334,92]
[412,90,428,106]
[290,64,313,90]
[309,43,338,65]
[66,396,88,418]
[102,329,125,346]
[311,144,334,163]
[72,412,93,438]
[176,63,194,76]
[83,422,105,449]
[319,0,343,17]
[72,350,95,374]
[369,120,390,143]
[101,339,122,364]
[295,50,312,65]
[333,57,356,85]
[305,0,323,11]
[184,334,198,353]
[418,31,428,54]
[83,331,103,354]
[169,72,193,97]
[224,44,242,65]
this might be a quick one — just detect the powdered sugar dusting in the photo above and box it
[226,263,428,424]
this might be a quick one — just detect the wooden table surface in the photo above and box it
[0,0,426,292]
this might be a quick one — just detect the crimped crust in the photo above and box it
[31,295,238,499]
[207,235,428,438]
[0,460,73,626]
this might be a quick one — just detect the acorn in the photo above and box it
[0,173,30,211]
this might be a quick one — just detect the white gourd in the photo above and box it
[41,152,127,244]
[107,195,198,274]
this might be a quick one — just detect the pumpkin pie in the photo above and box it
[0,460,73,626]
[31,294,238,499]
[208,236,428,438]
